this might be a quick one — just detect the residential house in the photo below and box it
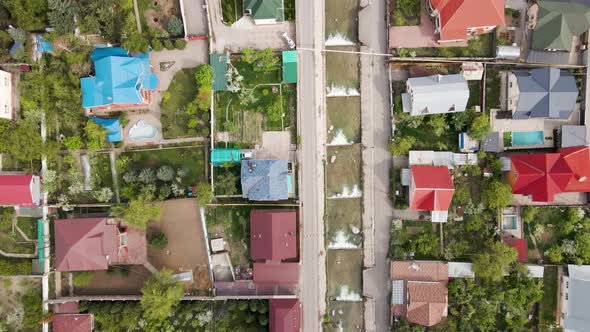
[407,165,454,223]
[0,174,41,207]
[391,261,449,327]
[244,0,285,25]
[81,48,159,110]
[506,68,578,120]
[269,299,301,332]
[401,74,469,116]
[508,145,590,202]
[250,210,299,288]
[241,160,289,201]
[560,265,590,331]
[0,69,14,120]
[427,0,505,43]
[52,314,93,332]
[530,0,590,51]
[53,218,147,272]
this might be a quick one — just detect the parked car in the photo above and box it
[282,32,296,49]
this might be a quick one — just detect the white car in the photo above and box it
[282,32,296,49]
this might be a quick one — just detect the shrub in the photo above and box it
[156,165,175,182]
[151,39,164,51]
[0,258,31,275]
[195,64,213,86]
[63,135,83,150]
[174,39,187,50]
[149,231,168,249]
[164,39,174,50]
[166,16,184,37]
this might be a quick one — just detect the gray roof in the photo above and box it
[562,125,587,147]
[482,132,502,152]
[513,68,578,119]
[564,265,590,331]
[240,160,288,201]
[403,74,469,116]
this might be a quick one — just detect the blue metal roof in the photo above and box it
[241,160,289,201]
[89,116,122,142]
[81,48,159,108]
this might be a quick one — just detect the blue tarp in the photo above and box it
[90,116,122,142]
[81,47,159,108]
[36,35,53,52]
[9,42,23,57]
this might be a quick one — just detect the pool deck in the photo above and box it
[491,106,581,150]
[122,112,162,147]
[511,192,587,206]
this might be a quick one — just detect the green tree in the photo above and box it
[195,64,213,86]
[5,0,48,31]
[388,136,415,156]
[156,165,175,182]
[253,48,279,71]
[195,182,212,207]
[241,48,254,63]
[148,231,168,249]
[216,171,239,195]
[111,194,161,229]
[521,206,539,223]
[7,27,26,43]
[575,232,590,264]
[472,241,517,281]
[174,38,187,50]
[151,38,164,51]
[483,180,513,210]
[166,16,184,37]
[21,289,43,329]
[452,184,471,206]
[467,113,491,140]
[84,120,107,151]
[140,270,183,326]
[5,119,42,163]
[63,135,83,150]
[122,31,150,53]
[427,114,449,136]
[48,0,79,33]
[545,245,564,264]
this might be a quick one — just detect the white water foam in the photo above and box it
[328,129,353,146]
[329,185,362,199]
[328,231,359,249]
[325,32,356,46]
[336,285,362,302]
[326,84,360,97]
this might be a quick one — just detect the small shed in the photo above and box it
[210,53,228,91]
[496,45,521,60]
[561,125,587,148]
[461,62,483,80]
[282,50,298,83]
[90,117,121,142]
[211,148,241,165]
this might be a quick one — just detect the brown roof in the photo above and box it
[53,314,93,332]
[270,299,301,332]
[253,262,299,284]
[390,261,448,282]
[250,210,297,263]
[406,282,448,326]
[407,302,447,327]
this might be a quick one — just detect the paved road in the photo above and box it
[181,0,208,36]
[359,0,393,331]
[296,0,326,331]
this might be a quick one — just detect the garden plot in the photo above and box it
[325,199,362,249]
[0,209,35,255]
[0,277,41,331]
[327,97,361,145]
[326,144,362,198]
[137,0,182,32]
[326,250,363,302]
[205,205,252,266]
[326,46,360,95]
[325,0,359,45]
[73,265,153,296]
[324,301,364,332]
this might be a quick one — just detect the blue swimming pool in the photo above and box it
[512,131,544,146]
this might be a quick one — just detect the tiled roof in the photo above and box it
[0,174,39,206]
[410,166,455,212]
[391,261,448,282]
[269,299,301,332]
[250,210,297,262]
[253,262,299,284]
[431,0,505,41]
[53,314,93,332]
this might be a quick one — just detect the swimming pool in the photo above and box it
[502,215,518,230]
[512,131,544,146]
[128,120,158,141]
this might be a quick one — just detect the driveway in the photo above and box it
[206,0,295,52]
[181,0,208,36]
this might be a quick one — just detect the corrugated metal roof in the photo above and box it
[282,50,297,83]
[532,0,590,50]
[210,54,228,91]
[244,0,285,21]
[403,74,469,116]
[211,148,241,165]
[241,160,289,201]
[561,125,587,147]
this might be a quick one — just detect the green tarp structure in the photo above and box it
[282,50,298,83]
[532,0,590,51]
[211,148,241,165]
[244,0,285,21]
[210,53,228,91]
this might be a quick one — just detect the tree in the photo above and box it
[253,48,279,71]
[195,64,213,86]
[148,231,168,249]
[166,16,184,37]
[92,187,113,203]
[195,183,212,207]
[140,270,184,326]
[483,180,513,210]
[7,27,25,44]
[111,194,161,229]
[241,48,254,63]
[467,113,491,140]
[4,0,48,31]
[48,0,79,33]
[84,120,107,151]
[388,136,415,156]
[138,168,156,184]
[122,31,150,53]
[151,38,164,51]
[452,184,471,206]
[216,171,239,195]
[575,232,590,264]
[174,39,187,50]
[472,241,517,281]
[427,114,449,136]
[4,119,42,163]
[63,135,83,150]
[156,166,175,182]
[522,206,539,223]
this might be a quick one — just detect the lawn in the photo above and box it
[0,277,41,331]
[503,131,512,147]
[16,217,38,240]
[233,59,282,86]
[326,249,363,301]
[401,33,495,58]
[485,66,502,110]
[326,144,362,197]
[391,0,421,26]
[221,0,243,25]
[0,209,35,255]
[205,205,252,265]
[395,114,460,151]
[327,97,361,144]
[325,198,362,249]
[90,153,113,190]
[467,80,481,109]
[539,266,559,329]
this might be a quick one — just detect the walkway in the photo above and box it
[109,151,120,203]
[206,0,295,52]
[180,0,208,36]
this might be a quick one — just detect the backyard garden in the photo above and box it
[388,220,441,260]
[214,49,296,145]
[205,205,252,266]
[0,209,36,256]
[0,277,42,332]
[390,0,420,26]
[397,33,495,58]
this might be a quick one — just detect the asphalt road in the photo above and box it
[296,0,326,331]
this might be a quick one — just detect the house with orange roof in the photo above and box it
[391,261,449,327]
[427,0,505,43]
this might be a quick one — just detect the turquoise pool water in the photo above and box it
[502,215,518,230]
[512,131,544,146]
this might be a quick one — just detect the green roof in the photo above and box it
[244,0,284,21]
[211,149,241,165]
[210,54,228,91]
[532,0,590,51]
[282,50,297,83]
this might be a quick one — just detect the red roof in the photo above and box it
[410,166,454,211]
[0,174,38,206]
[253,262,299,284]
[250,210,297,263]
[270,299,301,332]
[53,302,79,314]
[53,314,93,332]
[509,146,590,202]
[503,236,528,263]
[430,0,505,41]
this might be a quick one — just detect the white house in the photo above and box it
[401,74,469,116]
[0,69,14,120]
[561,265,590,331]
